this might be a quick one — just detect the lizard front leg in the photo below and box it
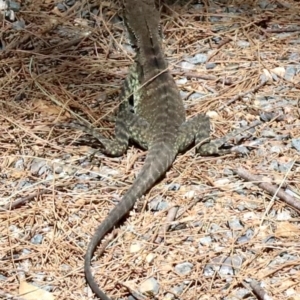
[62,63,151,156]
[67,107,150,157]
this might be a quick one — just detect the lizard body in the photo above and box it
[82,0,220,298]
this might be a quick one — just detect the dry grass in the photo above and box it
[1,0,300,299]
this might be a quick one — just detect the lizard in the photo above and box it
[67,0,232,299]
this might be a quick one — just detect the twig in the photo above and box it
[172,71,217,81]
[0,291,26,300]
[155,206,179,244]
[116,282,147,300]
[3,190,50,210]
[249,280,274,300]
[266,27,300,33]
[207,37,232,62]
[233,167,300,211]
[219,80,267,111]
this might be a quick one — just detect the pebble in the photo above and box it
[12,19,25,30]
[276,210,291,221]
[284,65,297,81]
[148,197,169,211]
[179,61,195,70]
[130,242,142,253]
[237,228,254,244]
[65,0,75,6]
[205,62,216,69]
[236,40,250,48]
[291,138,300,152]
[199,236,212,246]
[31,234,43,245]
[145,253,155,264]
[139,277,159,296]
[185,53,207,64]
[175,262,193,275]
[168,183,180,191]
[56,3,67,12]
[278,160,294,173]
[228,219,244,230]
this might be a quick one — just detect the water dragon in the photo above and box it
[74,0,228,298]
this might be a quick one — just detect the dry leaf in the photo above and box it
[275,221,299,238]
[19,281,55,300]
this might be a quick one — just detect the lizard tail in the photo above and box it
[85,141,177,299]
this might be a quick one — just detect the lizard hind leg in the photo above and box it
[176,114,233,156]
[176,114,211,153]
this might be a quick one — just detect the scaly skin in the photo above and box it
[83,0,213,298]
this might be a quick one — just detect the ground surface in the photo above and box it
[1,0,300,299]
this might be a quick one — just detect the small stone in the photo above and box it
[261,130,276,138]
[228,219,244,230]
[168,183,180,191]
[8,0,20,11]
[185,53,207,64]
[199,236,212,246]
[276,210,291,221]
[175,262,193,275]
[204,198,215,207]
[243,212,259,220]
[205,62,216,69]
[214,178,230,187]
[162,293,174,300]
[237,228,254,244]
[289,52,299,60]
[53,164,63,174]
[31,234,43,244]
[56,3,67,12]
[270,145,282,153]
[206,110,219,119]
[284,65,297,81]
[139,278,159,296]
[12,20,25,30]
[278,160,294,173]
[14,158,24,169]
[65,0,75,6]
[237,40,250,48]
[291,139,300,152]
[22,249,31,255]
[217,255,243,276]
[148,197,169,211]
[145,253,155,264]
[179,61,195,70]
[130,243,142,253]
[209,16,222,22]
[38,164,50,176]
[171,283,185,295]
[31,158,46,175]
[0,274,7,281]
[258,0,271,9]
[188,92,206,100]
[184,190,195,200]
[176,78,187,85]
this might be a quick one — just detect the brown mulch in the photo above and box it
[1,0,300,299]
